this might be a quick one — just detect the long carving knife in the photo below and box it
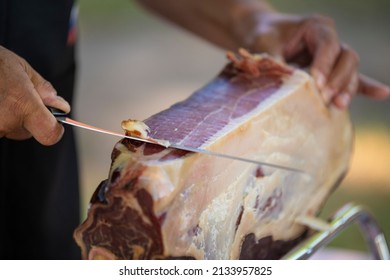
[49,107,306,174]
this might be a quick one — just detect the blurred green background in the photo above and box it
[75,0,390,257]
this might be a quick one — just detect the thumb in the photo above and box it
[23,100,65,146]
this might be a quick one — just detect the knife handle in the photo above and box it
[47,106,67,121]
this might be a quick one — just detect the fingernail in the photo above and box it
[57,96,70,107]
[321,87,334,103]
[337,93,351,109]
[312,69,326,90]
[55,96,71,113]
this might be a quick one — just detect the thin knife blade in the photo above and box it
[167,142,305,174]
[53,112,306,174]
[59,117,157,145]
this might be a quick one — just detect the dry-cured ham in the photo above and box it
[74,50,353,260]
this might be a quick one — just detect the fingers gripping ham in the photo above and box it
[74,50,353,260]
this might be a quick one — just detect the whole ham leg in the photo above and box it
[74,50,353,260]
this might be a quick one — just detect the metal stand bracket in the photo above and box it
[282,203,390,260]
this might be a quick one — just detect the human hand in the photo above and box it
[0,46,70,145]
[233,11,390,109]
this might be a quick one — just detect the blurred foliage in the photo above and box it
[79,0,140,22]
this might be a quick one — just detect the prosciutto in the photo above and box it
[74,50,353,260]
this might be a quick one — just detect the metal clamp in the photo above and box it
[282,203,390,260]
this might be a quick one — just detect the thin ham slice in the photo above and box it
[73,51,353,260]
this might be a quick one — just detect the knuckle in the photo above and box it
[17,56,32,73]
[41,80,56,93]
[304,14,339,47]
[308,14,335,27]
[340,44,360,65]
[329,41,341,55]
[9,91,30,119]
[347,47,360,64]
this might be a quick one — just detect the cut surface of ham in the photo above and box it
[74,51,353,260]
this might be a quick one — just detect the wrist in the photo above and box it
[228,1,276,51]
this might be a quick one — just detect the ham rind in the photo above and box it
[74,52,353,260]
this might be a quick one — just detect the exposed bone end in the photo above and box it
[121,119,171,147]
[121,119,151,138]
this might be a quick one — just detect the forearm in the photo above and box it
[136,0,274,50]
[136,1,389,109]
